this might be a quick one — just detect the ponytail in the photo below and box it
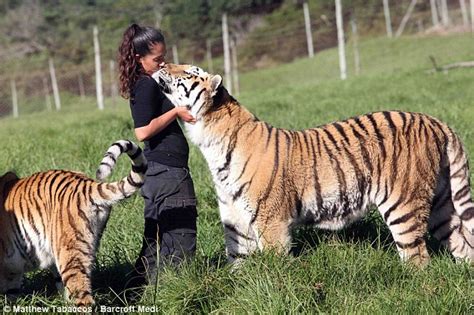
[118,24,142,99]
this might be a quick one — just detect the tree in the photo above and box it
[1,0,45,57]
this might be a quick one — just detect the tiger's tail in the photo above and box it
[95,140,147,203]
[445,130,474,261]
[447,132,474,231]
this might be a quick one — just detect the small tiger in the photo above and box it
[0,140,147,306]
[153,64,474,267]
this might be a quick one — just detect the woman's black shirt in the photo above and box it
[129,75,189,167]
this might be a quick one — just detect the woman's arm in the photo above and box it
[134,107,196,141]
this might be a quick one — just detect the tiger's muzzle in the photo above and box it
[153,69,172,94]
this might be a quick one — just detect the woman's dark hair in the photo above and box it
[118,23,165,99]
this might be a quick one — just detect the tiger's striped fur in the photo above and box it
[0,140,147,306]
[153,64,474,267]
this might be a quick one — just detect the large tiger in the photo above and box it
[153,64,474,267]
[0,140,147,306]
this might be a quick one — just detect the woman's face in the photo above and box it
[138,42,167,75]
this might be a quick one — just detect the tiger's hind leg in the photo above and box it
[446,217,474,262]
[56,247,95,306]
[381,199,430,266]
[429,189,474,262]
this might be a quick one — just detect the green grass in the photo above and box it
[1,33,474,313]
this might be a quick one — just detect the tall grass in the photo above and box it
[0,33,473,313]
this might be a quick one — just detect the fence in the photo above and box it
[1,0,473,119]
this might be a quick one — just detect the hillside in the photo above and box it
[0,0,452,70]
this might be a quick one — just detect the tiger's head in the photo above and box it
[0,171,19,287]
[0,171,18,215]
[0,171,18,202]
[152,64,223,120]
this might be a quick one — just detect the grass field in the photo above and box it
[1,33,474,313]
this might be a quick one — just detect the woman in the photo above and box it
[118,23,197,287]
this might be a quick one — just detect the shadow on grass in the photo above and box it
[17,262,135,306]
[91,262,136,305]
[17,251,230,307]
[291,210,450,259]
[96,251,229,306]
[22,270,58,298]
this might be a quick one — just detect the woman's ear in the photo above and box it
[135,54,142,64]
[210,75,222,96]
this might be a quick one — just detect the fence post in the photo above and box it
[42,77,52,111]
[395,0,418,38]
[335,0,347,80]
[460,0,469,27]
[93,25,104,110]
[230,37,240,96]
[430,0,440,27]
[206,39,214,73]
[10,79,18,118]
[154,5,163,29]
[222,13,232,94]
[383,0,393,38]
[172,44,179,64]
[49,58,61,110]
[109,60,118,107]
[78,72,85,101]
[417,19,424,33]
[439,0,450,26]
[471,0,474,33]
[436,0,442,19]
[350,14,360,76]
[303,1,314,58]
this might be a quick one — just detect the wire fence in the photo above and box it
[0,0,472,119]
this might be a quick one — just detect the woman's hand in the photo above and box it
[175,107,196,124]
[135,106,196,141]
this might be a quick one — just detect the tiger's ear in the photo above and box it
[210,75,222,96]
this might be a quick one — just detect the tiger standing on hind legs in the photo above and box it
[153,63,474,267]
[0,140,147,306]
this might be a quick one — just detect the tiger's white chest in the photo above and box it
[185,123,231,177]
[185,123,254,212]
[184,121,206,147]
